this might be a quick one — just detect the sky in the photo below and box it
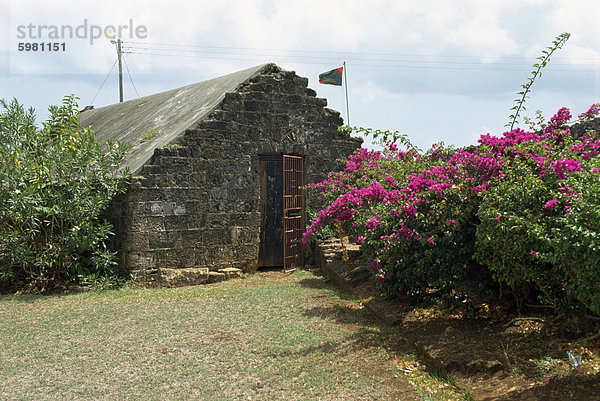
[1,0,599,151]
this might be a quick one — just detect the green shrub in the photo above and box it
[303,31,600,317]
[476,130,600,313]
[0,96,130,291]
[305,136,493,300]
[305,107,600,316]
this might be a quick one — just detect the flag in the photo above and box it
[319,66,343,86]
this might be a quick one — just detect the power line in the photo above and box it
[89,59,118,105]
[122,54,140,98]
[121,41,600,67]
[120,50,599,73]
[123,40,600,63]
[119,41,599,73]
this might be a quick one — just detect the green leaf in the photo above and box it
[506,32,570,129]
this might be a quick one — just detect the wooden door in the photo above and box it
[258,156,283,267]
[258,155,304,270]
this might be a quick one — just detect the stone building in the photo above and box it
[81,63,362,285]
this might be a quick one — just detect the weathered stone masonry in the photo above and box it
[96,64,362,285]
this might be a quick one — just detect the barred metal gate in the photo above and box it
[283,155,304,270]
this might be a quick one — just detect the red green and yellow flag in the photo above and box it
[319,66,343,86]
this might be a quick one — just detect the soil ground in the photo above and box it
[315,258,600,400]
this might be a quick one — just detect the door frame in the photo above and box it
[283,155,304,271]
[257,154,304,270]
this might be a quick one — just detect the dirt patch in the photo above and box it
[314,240,600,400]
[196,329,241,343]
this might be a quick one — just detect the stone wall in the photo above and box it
[313,238,367,292]
[570,117,600,141]
[109,64,362,284]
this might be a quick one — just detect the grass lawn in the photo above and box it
[0,270,452,400]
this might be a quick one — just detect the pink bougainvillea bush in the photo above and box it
[305,104,600,313]
[475,106,600,313]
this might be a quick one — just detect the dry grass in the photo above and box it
[0,269,440,400]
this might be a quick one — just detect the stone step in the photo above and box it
[131,267,245,287]
[218,267,243,280]
[208,271,226,283]
[158,267,210,287]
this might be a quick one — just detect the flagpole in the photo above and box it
[343,61,350,126]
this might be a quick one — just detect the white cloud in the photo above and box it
[445,1,518,58]
[2,0,599,148]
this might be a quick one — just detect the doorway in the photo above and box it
[258,155,304,270]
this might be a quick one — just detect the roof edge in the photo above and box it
[80,63,286,174]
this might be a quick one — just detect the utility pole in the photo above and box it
[117,38,123,102]
[111,38,124,102]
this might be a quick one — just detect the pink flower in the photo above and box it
[578,103,600,121]
[471,184,488,193]
[302,105,598,251]
[543,107,572,134]
[551,159,582,179]
[387,141,399,152]
[385,176,397,186]
[366,216,382,230]
[545,199,558,210]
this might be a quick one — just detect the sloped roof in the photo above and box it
[80,63,272,174]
